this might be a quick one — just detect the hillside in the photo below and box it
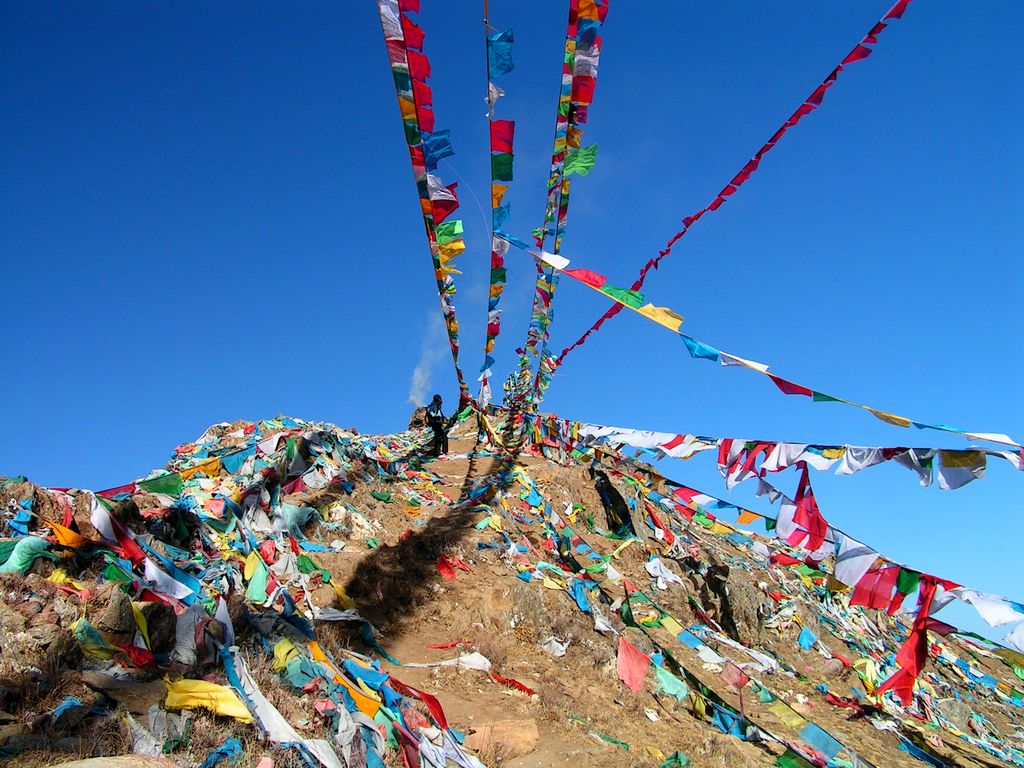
[0,408,1021,768]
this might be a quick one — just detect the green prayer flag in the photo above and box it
[490,267,507,283]
[594,731,629,750]
[371,491,392,503]
[564,144,598,176]
[776,748,815,768]
[139,472,184,497]
[295,554,330,583]
[812,391,842,403]
[600,284,644,309]
[897,568,921,595]
[660,753,691,768]
[102,563,133,583]
[1013,666,1024,681]
[245,561,269,604]
[621,597,639,628]
[391,69,411,93]
[491,152,513,181]
[404,121,420,146]
[655,665,690,701]
[435,220,464,244]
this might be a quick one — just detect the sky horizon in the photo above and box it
[2,1,1021,641]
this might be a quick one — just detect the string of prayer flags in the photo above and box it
[376,0,470,401]
[575,422,1021,487]
[554,0,919,370]
[517,0,609,408]
[504,234,1022,450]
[478,15,517,405]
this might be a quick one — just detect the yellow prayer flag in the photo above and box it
[578,0,601,20]
[866,408,912,428]
[273,638,298,672]
[243,551,262,581]
[131,601,151,650]
[660,615,685,637]
[44,519,91,549]
[768,700,807,728]
[181,457,222,481]
[735,510,761,526]
[332,583,357,610]
[437,238,465,261]
[399,96,416,122]
[491,183,508,207]
[165,679,252,722]
[542,575,566,590]
[689,692,707,719]
[637,303,684,332]
[48,568,84,589]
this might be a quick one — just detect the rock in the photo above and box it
[95,586,135,641]
[465,718,540,758]
[81,672,166,714]
[138,600,176,653]
[408,406,428,430]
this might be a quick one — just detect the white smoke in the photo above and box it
[408,312,446,407]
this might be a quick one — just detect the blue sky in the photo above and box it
[2,2,1021,639]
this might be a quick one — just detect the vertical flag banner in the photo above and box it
[377,0,471,401]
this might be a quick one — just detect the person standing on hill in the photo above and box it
[426,394,448,457]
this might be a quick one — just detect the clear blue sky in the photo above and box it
[2,2,1021,639]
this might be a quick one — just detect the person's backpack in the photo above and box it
[426,403,443,427]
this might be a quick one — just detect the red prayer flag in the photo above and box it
[489,119,515,154]
[865,22,887,44]
[850,564,900,610]
[769,375,813,397]
[770,553,802,567]
[563,267,607,288]
[806,82,833,107]
[412,80,432,107]
[437,554,458,580]
[875,573,939,706]
[884,0,913,21]
[616,636,650,694]
[417,106,434,133]
[400,14,425,50]
[720,662,750,690]
[489,671,536,695]
[398,0,420,12]
[842,44,874,66]
[97,482,138,499]
[430,183,460,223]
[407,50,431,82]
[571,74,596,104]
[389,678,448,730]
